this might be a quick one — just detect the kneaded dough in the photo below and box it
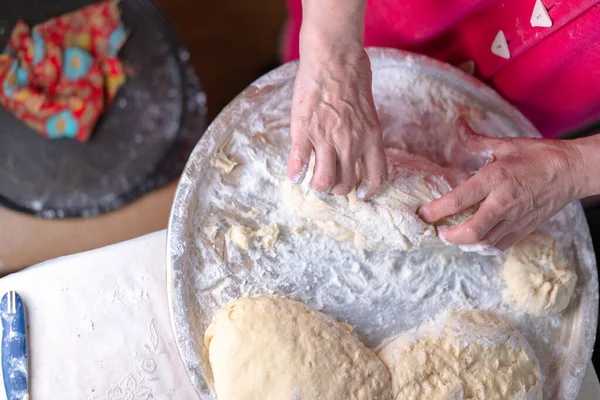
[283,148,472,252]
[378,310,542,400]
[503,231,577,315]
[204,295,391,400]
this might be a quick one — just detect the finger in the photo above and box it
[357,145,388,200]
[494,224,538,251]
[286,135,314,184]
[331,154,358,195]
[441,202,504,245]
[456,117,493,154]
[458,116,519,157]
[419,174,489,223]
[482,220,519,247]
[309,145,337,194]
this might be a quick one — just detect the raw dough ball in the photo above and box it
[204,295,391,400]
[283,148,472,252]
[503,231,577,315]
[378,310,542,400]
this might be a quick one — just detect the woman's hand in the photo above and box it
[419,120,592,251]
[286,0,387,199]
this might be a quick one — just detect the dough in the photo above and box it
[225,223,280,250]
[210,148,238,173]
[204,295,391,400]
[378,310,542,400]
[503,231,577,315]
[283,148,472,252]
[254,223,280,249]
[226,225,252,249]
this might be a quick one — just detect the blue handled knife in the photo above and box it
[1,291,29,400]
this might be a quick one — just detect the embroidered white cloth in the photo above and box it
[0,231,197,400]
[0,230,597,399]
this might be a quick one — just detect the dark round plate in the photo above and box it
[0,0,206,218]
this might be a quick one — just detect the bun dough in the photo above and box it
[204,295,391,400]
[283,148,473,252]
[503,231,577,315]
[378,310,542,400]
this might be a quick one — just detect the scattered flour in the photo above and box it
[175,49,595,400]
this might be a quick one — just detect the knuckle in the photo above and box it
[370,173,387,188]
[484,197,505,215]
[492,166,511,181]
[448,194,464,211]
[290,152,308,168]
[293,114,312,133]
[336,135,360,155]
[529,208,542,224]
[508,186,521,201]
[316,174,336,190]
[463,224,484,242]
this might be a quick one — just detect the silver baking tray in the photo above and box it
[167,48,598,400]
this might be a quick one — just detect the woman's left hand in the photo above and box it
[419,121,586,251]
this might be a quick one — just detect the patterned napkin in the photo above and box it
[0,0,127,142]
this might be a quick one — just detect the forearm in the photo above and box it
[571,133,600,198]
[300,0,366,60]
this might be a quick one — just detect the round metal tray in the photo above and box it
[167,48,598,400]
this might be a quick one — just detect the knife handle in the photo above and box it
[1,292,29,400]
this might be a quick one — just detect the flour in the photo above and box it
[173,49,597,400]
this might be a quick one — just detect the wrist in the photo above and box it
[299,0,366,63]
[299,34,366,72]
[570,135,600,198]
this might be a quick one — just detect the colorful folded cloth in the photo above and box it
[0,0,128,142]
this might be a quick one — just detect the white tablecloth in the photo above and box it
[0,230,597,399]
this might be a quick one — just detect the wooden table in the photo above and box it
[0,0,287,270]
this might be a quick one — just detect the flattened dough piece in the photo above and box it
[378,310,542,400]
[204,295,391,400]
[503,231,577,315]
[283,148,472,252]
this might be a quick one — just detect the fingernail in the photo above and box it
[289,163,309,185]
[356,179,370,200]
[437,225,448,236]
[310,188,329,198]
[418,206,431,222]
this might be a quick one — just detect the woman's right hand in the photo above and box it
[286,0,387,200]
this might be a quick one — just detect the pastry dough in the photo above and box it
[379,310,542,400]
[204,295,391,400]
